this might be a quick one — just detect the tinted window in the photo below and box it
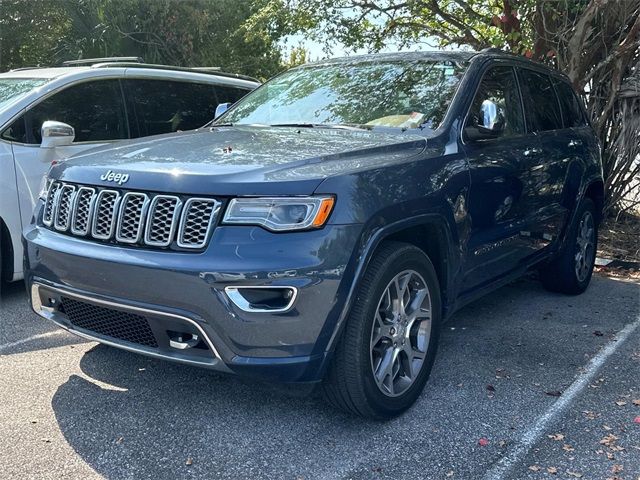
[216,85,251,104]
[466,66,524,138]
[519,69,562,132]
[553,79,587,128]
[25,80,127,144]
[0,116,27,143]
[127,80,221,136]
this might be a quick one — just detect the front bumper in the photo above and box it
[24,217,362,383]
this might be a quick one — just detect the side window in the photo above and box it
[465,66,524,139]
[25,80,127,144]
[0,115,27,143]
[127,79,220,136]
[215,85,251,104]
[518,69,563,132]
[553,79,587,128]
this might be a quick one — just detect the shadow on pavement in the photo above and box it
[50,275,639,479]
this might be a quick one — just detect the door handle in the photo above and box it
[523,148,542,157]
[568,139,583,147]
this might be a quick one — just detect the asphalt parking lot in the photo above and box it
[1,274,639,480]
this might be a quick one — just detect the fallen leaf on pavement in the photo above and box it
[478,438,489,446]
[611,464,623,474]
[567,471,583,478]
[547,466,558,474]
[185,458,193,466]
[115,437,124,445]
[615,400,628,406]
[445,471,454,477]
[634,416,640,424]
[562,444,575,452]
[600,434,619,446]
[528,465,541,472]
[632,399,640,406]
[548,433,565,441]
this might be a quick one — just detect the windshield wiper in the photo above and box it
[269,123,367,131]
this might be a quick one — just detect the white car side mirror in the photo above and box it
[214,102,232,119]
[41,121,75,148]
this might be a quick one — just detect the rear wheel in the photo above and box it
[322,241,441,419]
[541,198,597,294]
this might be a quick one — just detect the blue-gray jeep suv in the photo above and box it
[24,50,603,418]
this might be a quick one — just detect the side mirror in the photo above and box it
[41,121,75,148]
[214,102,232,119]
[464,99,505,142]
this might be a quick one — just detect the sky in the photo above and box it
[281,34,439,61]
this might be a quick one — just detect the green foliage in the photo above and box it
[0,0,283,79]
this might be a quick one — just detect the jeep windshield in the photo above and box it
[0,78,48,109]
[216,58,468,131]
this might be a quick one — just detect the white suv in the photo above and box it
[0,59,259,286]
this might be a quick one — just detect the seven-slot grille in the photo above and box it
[43,181,220,250]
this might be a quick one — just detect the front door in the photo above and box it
[461,65,543,291]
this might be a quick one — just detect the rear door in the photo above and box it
[461,64,541,290]
[9,79,128,231]
[517,68,569,245]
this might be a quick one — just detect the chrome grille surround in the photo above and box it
[43,182,63,227]
[177,198,220,249]
[42,181,217,250]
[53,184,76,231]
[91,190,121,240]
[70,187,96,235]
[144,195,181,247]
[115,192,150,244]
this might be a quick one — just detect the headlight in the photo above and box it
[38,176,52,201]
[222,196,335,232]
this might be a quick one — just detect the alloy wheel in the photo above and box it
[369,270,432,397]
[575,210,595,282]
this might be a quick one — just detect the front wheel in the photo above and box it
[322,241,441,419]
[541,198,598,295]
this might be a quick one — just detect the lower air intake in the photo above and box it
[60,297,158,348]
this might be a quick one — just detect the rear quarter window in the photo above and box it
[553,79,588,128]
[518,69,563,132]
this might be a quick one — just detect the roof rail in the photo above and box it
[62,57,143,66]
[90,62,260,83]
[480,47,507,54]
[9,66,48,72]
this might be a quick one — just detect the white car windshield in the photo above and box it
[0,78,49,110]
[217,59,468,130]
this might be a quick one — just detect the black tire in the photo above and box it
[541,198,597,295]
[322,241,441,419]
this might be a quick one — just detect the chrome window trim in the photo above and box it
[91,189,121,240]
[144,195,182,247]
[115,192,150,244]
[70,186,97,235]
[176,197,220,249]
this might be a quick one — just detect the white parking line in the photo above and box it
[0,330,67,354]
[484,314,640,480]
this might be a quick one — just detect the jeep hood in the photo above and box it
[51,126,427,195]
